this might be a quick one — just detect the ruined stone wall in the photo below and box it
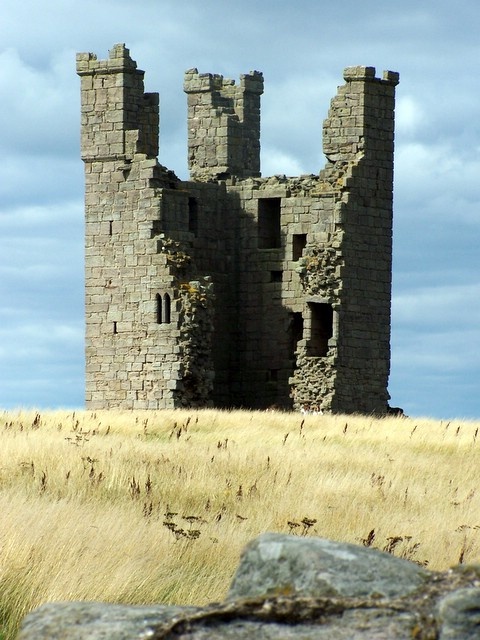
[224,177,336,409]
[78,45,398,414]
[175,180,238,407]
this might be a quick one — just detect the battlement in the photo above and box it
[322,65,399,164]
[343,65,400,85]
[76,43,139,75]
[183,69,263,94]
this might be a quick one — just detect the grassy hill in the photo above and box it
[1,408,479,638]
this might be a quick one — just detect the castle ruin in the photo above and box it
[76,44,399,413]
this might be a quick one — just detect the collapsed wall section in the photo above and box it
[224,177,338,410]
[291,67,399,414]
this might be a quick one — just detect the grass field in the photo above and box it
[1,408,479,639]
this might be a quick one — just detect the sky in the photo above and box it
[0,0,479,419]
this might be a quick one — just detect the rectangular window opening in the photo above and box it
[292,234,307,261]
[113,321,118,335]
[289,312,304,361]
[307,303,333,357]
[258,198,281,249]
[270,270,283,283]
[188,197,198,236]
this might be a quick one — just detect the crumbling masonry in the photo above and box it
[76,44,399,413]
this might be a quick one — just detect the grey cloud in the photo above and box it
[0,49,79,156]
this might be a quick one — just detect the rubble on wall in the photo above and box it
[176,277,215,407]
[291,230,343,412]
[296,232,344,298]
[157,235,192,271]
[290,347,337,413]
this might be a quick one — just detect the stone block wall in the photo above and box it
[77,45,399,413]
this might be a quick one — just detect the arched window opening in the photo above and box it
[163,293,171,324]
[156,292,172,324]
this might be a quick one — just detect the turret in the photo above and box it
[76,43,159,162]
[184,69,264,181]
[323,65,399,171]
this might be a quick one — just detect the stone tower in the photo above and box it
[184,69,263,180]
[77,44,399,413]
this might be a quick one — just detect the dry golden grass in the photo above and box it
[1,408,479,638]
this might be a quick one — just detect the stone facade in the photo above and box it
[76,44,399,413]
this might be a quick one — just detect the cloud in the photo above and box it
[390,282,480,418]
[0,201,83,408]
[389,339,480,420]
[261,149,307,178]
[260,75,337,174]
[395,96,426,138]
[395,141,480,209]
[0,48,79,157]
[0,318,84,409]
[393,284,480,328]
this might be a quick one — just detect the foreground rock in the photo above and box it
[18,533,480,639]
